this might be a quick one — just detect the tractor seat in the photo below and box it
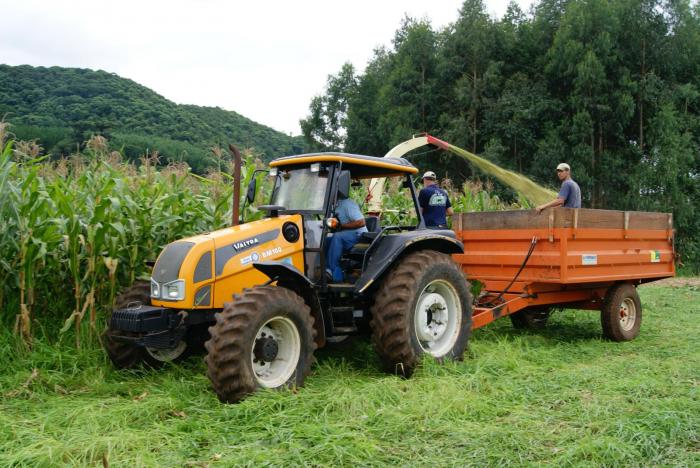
[349,216,381,254]
[349,242,371,256]
[364,215,380,233]
[357,215,381,243]
[358,231,379,243]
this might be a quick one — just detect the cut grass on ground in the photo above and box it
[1,283,698,467]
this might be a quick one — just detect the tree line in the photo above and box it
[0,65,304,172]
[300,0,700,271]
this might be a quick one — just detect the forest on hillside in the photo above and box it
[301,0,700,269]
[0,65,304,172]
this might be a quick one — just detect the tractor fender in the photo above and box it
[354,230,464,294]
[253,261,326,347]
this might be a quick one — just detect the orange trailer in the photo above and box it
[452,208,675,340]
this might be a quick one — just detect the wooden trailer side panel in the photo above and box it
[454,208,670,231]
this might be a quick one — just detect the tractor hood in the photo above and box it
[150,214,305,309]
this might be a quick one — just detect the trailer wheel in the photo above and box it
[601,283,642,341]
[104,281,193,368]
[205,286,316,403]
[509,307,551,330]
[370,251,472,378]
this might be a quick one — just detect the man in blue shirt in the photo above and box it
[418,171,453,228]
[536,163,582,213]
[325,189,367,282]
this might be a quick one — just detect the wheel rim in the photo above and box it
[146,340,187,362]
[413,279,462,357]
[619,298,637,331]
[251,316,301,388]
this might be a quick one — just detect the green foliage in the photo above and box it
[0,284,698,465]
[0,131,253,345]
[0,127,522,344]
[300,63,357,151]
[0,65,304,171]
[301,0,700,271]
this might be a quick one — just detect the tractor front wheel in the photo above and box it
[370,250,472,377]
[205,286,316,403]
[601,283,642,341]
[104,281,191,368]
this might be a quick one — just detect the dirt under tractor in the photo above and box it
[105,151,471,403]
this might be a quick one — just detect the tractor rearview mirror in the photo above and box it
[337,170,351,199]
[246,178,257,204]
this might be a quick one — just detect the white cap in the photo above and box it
[556,163,571,171]
[422,171,437,179]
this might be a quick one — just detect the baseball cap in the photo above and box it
[422,171,437,179]
[556,163,570,171]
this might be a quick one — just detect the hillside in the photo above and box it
[0,64,304,171]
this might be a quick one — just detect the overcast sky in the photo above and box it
[2,0,532,135]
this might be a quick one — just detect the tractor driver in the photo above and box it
[325,172,367,283]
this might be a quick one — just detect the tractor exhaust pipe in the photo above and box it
[228,144,242,226]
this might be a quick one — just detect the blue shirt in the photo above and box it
[418,185,452,227]
[335,198,367,234]
[559,179,581,208]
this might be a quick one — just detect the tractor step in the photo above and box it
[329,306,360,333]
[327,283,355,292]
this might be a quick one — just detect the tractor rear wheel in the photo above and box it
[601,283,642,341]
[370,250,472,377]
[205,286,316,403]
[104,281,191,368]
[509,307,551,329]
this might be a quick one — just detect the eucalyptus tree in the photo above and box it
[300,63,358,152]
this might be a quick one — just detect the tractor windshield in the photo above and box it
[271,167,328,212]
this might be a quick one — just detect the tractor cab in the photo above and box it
[107,150,468,404]
[251,152,429,286]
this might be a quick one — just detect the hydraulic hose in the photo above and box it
[485,236,538,307]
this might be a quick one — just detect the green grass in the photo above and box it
[1,284,698,467]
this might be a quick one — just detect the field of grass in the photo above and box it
[1,283,698,467]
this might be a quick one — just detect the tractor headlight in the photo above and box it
[150,278,160,298]
[163,280,186,301]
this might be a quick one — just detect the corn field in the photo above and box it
[0,127,523,347]
[0,127,270,347]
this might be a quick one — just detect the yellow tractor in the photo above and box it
[105,152,472,402]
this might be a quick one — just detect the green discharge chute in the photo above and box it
[444,143,557,207]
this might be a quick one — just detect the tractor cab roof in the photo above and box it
[269,152,418,179]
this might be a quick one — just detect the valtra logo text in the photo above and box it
[233,238,259,251]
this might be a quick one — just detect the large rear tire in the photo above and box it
[601,283,642,341]
[205,286,317,403]
[104,281,191,368]
[370,250,472,377]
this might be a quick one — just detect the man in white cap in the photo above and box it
[418,171,453,228]
[536,163,581,213]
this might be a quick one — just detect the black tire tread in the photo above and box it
[370,250,471,377]
[601,283,642,341]
[205,286,317,403]
[104,281,163,369]
[510,307,551,330]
